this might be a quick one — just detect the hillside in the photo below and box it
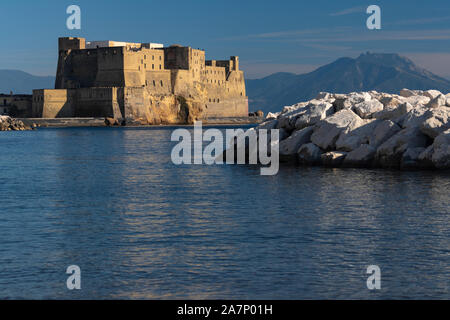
[0,70,54,94]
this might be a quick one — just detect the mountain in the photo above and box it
[0,70,54,94]
[246,52,450,114]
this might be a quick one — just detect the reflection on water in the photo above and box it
[0,127,449,299]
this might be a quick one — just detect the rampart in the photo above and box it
[34,37,248,124]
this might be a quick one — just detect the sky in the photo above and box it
[1,0,450,79]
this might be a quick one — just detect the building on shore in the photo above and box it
[32,37,248,124]
[0,93,32,117]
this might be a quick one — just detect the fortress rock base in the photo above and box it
[32,37,248,124]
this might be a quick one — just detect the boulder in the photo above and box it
[343,144,377,167]
[0,116,32,131]
[418,145,435,168]
[399,88,417,97]
[373,102,412,121]
[369,120,402,148]
[333,92,372,111]
[379,96,402,108]
[280,102,308,115]
[297,143,322,165]
[294,101,334,129]
[400,95,430,107]
[311,109,365,150]
[265,112,279,120]
[279,127,314,156]
[315,92,333,100]
[353,99,384,119]
[257,119,278,130]
[425,94,447,109]
[420,106,450,138]
[277,104,309,130]
[423,90,443,99]
[400,105,429,129]
[321,151,347,167]
[376,127,430,168]
[401,147,427,169]
[431,129,450,169]
[335,119,379,152]
[255,110,264,117]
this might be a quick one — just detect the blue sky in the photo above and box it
[1,0,450,79]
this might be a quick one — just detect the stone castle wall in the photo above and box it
[35,37,248,123]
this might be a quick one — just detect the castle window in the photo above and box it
[159,56,162,60]
[144,55,146,59]
[152,56,154,60]
[152,64,154,70]
[209,98,211,102]
[160,80,163,87]
[146,80,148,86]
[144,64,146,69]
[159,65,162,70]
[217,99,220,103]
[153,80,156,86]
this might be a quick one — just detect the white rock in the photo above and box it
[400,95,430,107]
[376,127,430,167]
[315,92,332,100]
[277,103,309,130]
[344,144,376,167]
[400,105,429,129]
[431,129,450,169]
[423,89,443,99]
[265,112,279,120]
[278,127,314,156]
[336,119,379,152]
[311,109,365,150]
[379,95,402,108]
[401,147,427,169]
[297,143,322,165]
[321,151,347,167]
[333,92,371,111]
[420,106,450,138]
[294,102,334,129]
[399,88,417,97]
[369,120,402,148]
[425,94,447,109]
[373,102,412,121]
[257,119,278,130]
[353,100,384,119]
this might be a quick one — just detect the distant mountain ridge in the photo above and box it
[0,70,54,94]
[246,52,450,114]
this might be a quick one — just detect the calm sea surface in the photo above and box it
[0,126,449,299]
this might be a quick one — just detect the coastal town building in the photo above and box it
[32,37,248,124]
[0,93,32,117]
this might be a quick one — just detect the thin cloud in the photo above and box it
[329,6,365,17]
[239,28,450,43]
[386,15,450,26]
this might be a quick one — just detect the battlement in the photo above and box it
[59,37,86,51]
[42,37,248,122]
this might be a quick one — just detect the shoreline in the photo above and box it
[18,116,263,128]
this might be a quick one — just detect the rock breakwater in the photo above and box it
[253,89,450,169]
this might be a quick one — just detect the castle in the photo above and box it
[32,37,248,124]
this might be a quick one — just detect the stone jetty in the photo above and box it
[0,116,33,131]
[251,89,450,169]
